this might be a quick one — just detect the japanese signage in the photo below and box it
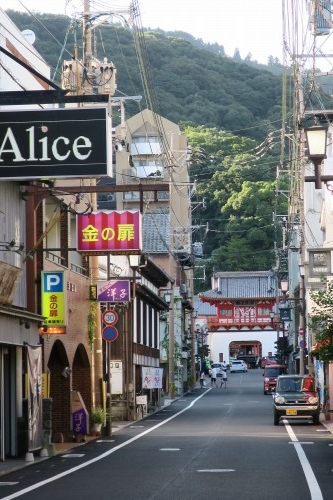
[0,261,22,305]
[0,107,110,180]
[71,391,89,436]
[77,210,141,254]
[308,248,332,276]
[142,367,163,389]
[279,307,291,322]
[41,271,66,327]
[97,280,130,302]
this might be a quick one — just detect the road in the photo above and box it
[0,369,332,500]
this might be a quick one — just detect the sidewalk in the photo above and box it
[0,420,133,477]
[0,396,181,477]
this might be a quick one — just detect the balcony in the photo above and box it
[130,142,162,156]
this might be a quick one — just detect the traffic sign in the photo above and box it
[102,309,118,326]
[298,327,304,335]
[102,326,119,342]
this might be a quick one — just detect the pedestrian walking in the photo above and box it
[200,370,205,387]
[210,367,217,387]
[220,368,227,389]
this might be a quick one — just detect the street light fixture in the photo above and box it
[280,280,289,295]
[304,126,328,189]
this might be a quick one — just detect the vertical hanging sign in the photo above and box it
[41,271,66,327]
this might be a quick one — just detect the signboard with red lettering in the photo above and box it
[102,309,118,325]
[76,210,141,254]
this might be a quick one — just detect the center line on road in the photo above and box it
[288,442,314,445]
[160,448,180,451]
[197,469,235,473]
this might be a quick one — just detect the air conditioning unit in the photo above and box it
[179,284,187,294]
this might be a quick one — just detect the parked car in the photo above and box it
[230,360,247,373]
[263,364,287,394]
[209,363,223,377]
[273,375,320,426]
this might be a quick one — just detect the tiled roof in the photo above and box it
[193,296,216,316]
[142,210,170,253]
[201,271,276,300]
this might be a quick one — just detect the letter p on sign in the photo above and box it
[43,272,63,292]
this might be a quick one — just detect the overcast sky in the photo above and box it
[1,0,284,64]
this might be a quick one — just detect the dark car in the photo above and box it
[263,364,287,394]
[273,375,320,426]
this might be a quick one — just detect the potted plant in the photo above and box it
[90,405,105,432]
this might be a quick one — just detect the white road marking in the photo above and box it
[1,391,208,499]
[283,420,323,500]
[60,454,85,458]
[160,448,180,451]
[96,440,115,443]
[197,469,235,473]
[130,425,144,428]
[0,483,19,486]
[288,442,314,445]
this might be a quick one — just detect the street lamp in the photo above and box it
[304,126,328,189]
[280,280,289,296]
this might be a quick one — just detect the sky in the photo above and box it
[1,0,284,64]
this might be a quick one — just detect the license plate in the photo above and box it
[286,409,297,416]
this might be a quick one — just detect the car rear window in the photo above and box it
[265,368,284,376]
[278,377,315,392]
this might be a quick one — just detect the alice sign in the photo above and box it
[0,107,110,179]
[77,210,141,254]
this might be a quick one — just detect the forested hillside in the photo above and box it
[6,10,283,142]
[3,10,292,291]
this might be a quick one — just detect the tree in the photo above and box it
[309,279,333,362]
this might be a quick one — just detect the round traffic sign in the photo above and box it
[102,309,118,326]
[299,340,305,349]
[102,326,119,342]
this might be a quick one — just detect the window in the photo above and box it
[219,308,232,316]
[258,307,270,316]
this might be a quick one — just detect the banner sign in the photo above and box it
[97,280,130,302]
[142,367,163,389]
[71,391,89,436]
[0,261,22,305]
[279,307,291,322]
[41,271,66,327]
[0,107,110,180]
[27,346,43,451]
[77,210,141,254]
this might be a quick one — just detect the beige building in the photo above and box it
[113,108,195,395]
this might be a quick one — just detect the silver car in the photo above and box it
[230,360,247,373]
[209,363,223,377]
